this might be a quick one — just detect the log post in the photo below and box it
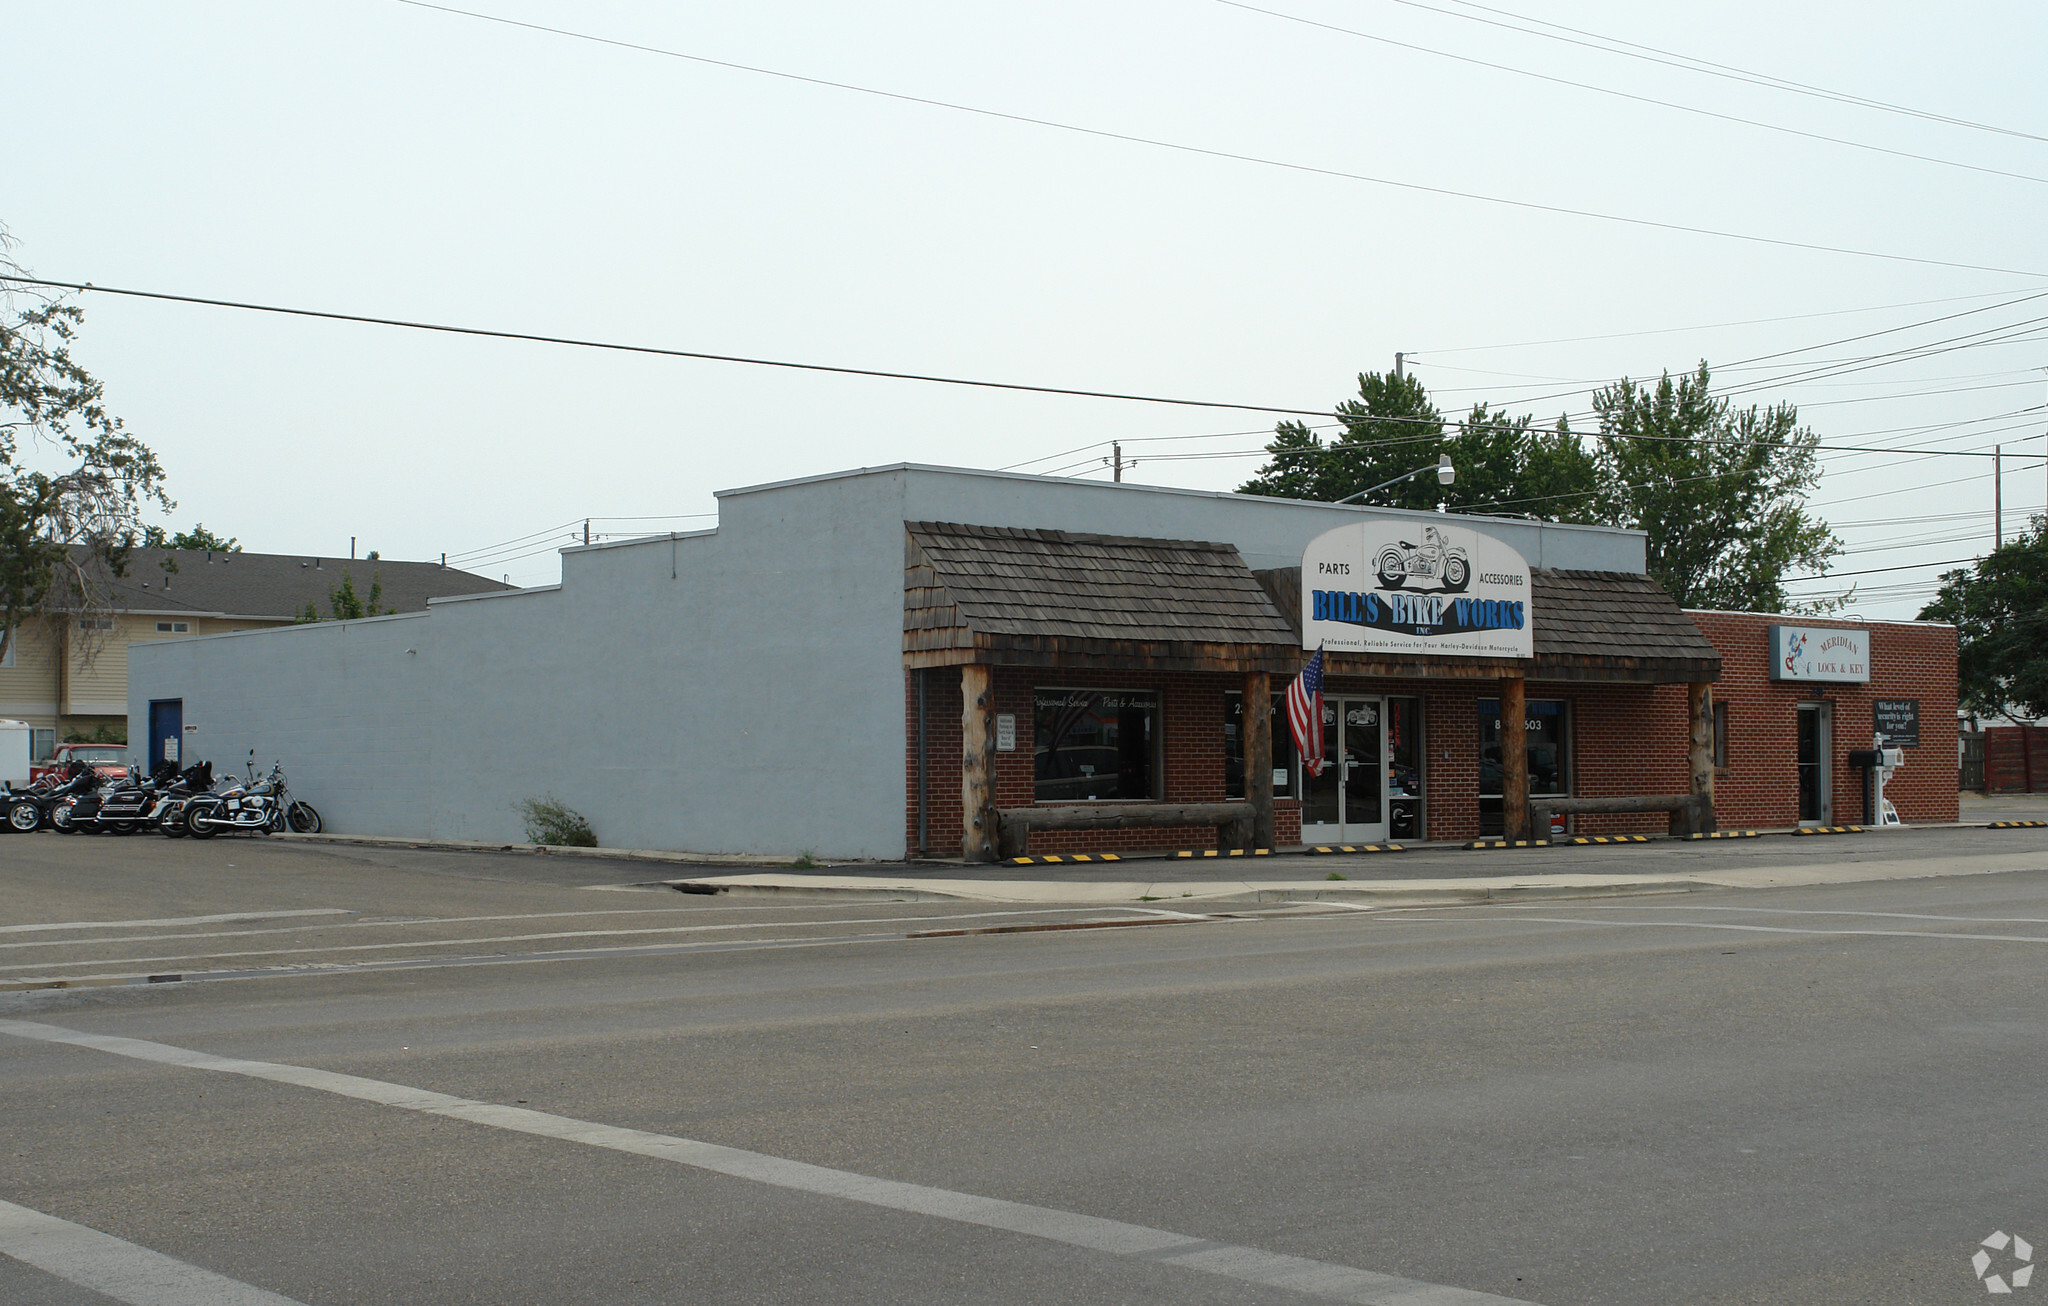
[1243,670,1274,852]
[1687,680,1718,836]
[960,664,998,862]
[1501,674,1529,840]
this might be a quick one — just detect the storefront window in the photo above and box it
[1223,692,1297,800]
[1033,689,1160,803]
[1478,697,1570,836]
[1387,697,1423,839]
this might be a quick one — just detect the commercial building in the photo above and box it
[127,464,1956,858]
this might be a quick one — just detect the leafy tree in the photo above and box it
[1920,514,2048,719]
[0,233,169,667]
[1580,365,1840,611]
[142,523,239,551]
[1238,372,1446,507]
[1239,363,1843,610]
[1239,373,1598,520]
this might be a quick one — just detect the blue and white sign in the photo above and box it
[1301,520,1533,657]
[1769,624,1869,682]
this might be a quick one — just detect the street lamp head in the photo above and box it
[1436,454,1456,486]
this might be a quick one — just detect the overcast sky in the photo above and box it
[6,0,2045,616]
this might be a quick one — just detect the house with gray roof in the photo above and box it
[0,548,506,760]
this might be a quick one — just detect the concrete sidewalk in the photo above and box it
[276,815,2048,906]
[661,844,2048,905]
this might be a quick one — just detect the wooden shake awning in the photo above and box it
[904,522,1299,673]
[902,522,1720,684]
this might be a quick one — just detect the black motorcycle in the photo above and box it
[57,760,181,835]
[152,761,218,838]
[10,761,103,834]
[185,756,320,838]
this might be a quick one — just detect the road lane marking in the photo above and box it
[1479,903,2048,925]
[0,1019,1539,1306]
[0,1197,309,1305]
[0,908,1133,972]
[0,929,1034,991]
[0,906,1101,956]
[0,910,355,936]
[1374,912,2048,946]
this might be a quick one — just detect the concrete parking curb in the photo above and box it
[270,832,795,867]
[656,873,1711,906]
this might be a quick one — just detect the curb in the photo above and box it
[663,874,1710,907]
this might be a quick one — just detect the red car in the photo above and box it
[29,743,133,786]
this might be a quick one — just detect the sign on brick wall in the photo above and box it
[1768,624,1870,683]
[1873,699,1919,747]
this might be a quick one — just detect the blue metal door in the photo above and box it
[148,699,183,770]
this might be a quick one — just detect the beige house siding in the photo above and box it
[0,621,63,730]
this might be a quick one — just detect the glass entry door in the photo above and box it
[1301,697,1389,844]
[1797,701,1831,825]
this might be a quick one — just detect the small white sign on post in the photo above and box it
[995,714,1017,752]
[162,737,179,763]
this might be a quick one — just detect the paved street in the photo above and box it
[4,829,2048,1303]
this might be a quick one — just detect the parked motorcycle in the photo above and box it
[184,755,321,838]
[5,759,101,833]
[148,762,217,838]
[56,760,188,835]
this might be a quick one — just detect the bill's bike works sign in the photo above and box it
[1301,520,1534,658]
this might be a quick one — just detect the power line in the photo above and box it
[1407,289,2041,356]
[390,0,2048,279]
[1388,0,2048,145]
[0,274,1330,418]
[1215,0,2048,187]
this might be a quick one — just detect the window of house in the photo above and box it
[77,617,113,631]
[155,621,190,634]
[1223,692,1298,800]
[31,728,56,762]
[1713,701,1730,772]
[1477,697,1571,836]
[1033,689,1160,803]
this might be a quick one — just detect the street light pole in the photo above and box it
[1332,454,1455,505]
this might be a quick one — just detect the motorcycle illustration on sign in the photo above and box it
[1374,526,1470,593]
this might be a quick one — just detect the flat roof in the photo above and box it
[713,461,1647,540]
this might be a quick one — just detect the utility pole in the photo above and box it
[584,519,591,546]
[1994,445,2003,548]
[350,535,356,560]
[1112,442,1125,482]
[1394,352,1405,380]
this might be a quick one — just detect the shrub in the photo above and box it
[516,796,597,847]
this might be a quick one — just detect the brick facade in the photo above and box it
[1688,611,1958,826]
[902,614,1958,857]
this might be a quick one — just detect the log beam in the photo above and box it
[1687,680,1718,836]
[1500,674,1529,841]
[1243,670,1274,852]
[960,664,998,863]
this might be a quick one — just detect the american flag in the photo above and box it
[1286,647,1327,778]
